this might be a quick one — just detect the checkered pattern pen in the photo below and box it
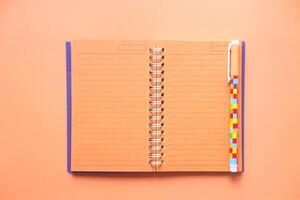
[229,75,239,172]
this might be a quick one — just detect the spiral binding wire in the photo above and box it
[149,47,165,169]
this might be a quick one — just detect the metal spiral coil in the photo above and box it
[149,100,164,105]
[149,115,164,120]
[149,138,164,143]
[149,160,164,166]
[149,46,165,168]
[149,55,164,60]
[149,153,164,158]
[149,47,164,53]
[149,123,164,128]
[149,70,164,75]
[149,130,164,136]
[149,145,164,151]
[149,85,164,90]
[149,63,164,67]
[149,107,164,113]
[149,78,164,83]
[149,93,164,98]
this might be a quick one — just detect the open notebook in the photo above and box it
[66,40,244,172]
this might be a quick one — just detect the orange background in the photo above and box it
[0,0,300,199]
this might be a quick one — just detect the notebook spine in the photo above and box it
[149,47,165,169]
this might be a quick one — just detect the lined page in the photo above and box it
[160,41,230,171]
[71,40,154,172]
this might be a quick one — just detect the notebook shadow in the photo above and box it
[71,171,243,182]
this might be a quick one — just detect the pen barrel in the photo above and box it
[228,42,242,172]
[230,44,241,77]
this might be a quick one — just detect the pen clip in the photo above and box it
[227,40,240,82]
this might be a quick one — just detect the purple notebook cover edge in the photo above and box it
[241,41,245,172]
[66,41,72,173]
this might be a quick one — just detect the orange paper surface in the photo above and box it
[2,0,300,199]
[161,41,231,171]
[71,40,154,171]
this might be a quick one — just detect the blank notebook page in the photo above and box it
[161,41,230,171]
[71,40,154,172]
